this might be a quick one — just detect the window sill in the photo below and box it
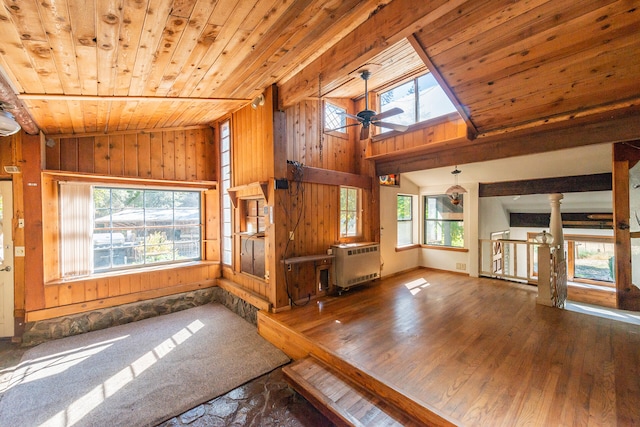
[45,260,219,285]
[420,245,468,253]
[395,244,420,252]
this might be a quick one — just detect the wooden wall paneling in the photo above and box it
[77,137,95,173]
[94,136,110,175]
[195,128,207,181]
[60,137,78,172]
[174,130,186,180]
[205,127,216,181]
[22,133,45,311]
[85,280,97,302]
[45,138,61,170]
[58,283,72,306]
[41,174,60,284]
[108,277,119,297]
[44,285,59,309]
[204,188,220,261]
[119,275,131,295]
[149,132,164,179]
[123,133,138,176]
[137,133,151,178]
[139,273,152,292]
[96,278,109,299]
[185,128,197,180]
[162,131,176,180]
[109,134,125,176]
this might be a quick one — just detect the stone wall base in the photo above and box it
[22,286,259,347]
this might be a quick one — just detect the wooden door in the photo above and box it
[613,142,640,310]
[0,181,14,337]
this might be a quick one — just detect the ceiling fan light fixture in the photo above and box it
[0,110,20,136]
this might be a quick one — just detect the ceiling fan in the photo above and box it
[329,69,409,140]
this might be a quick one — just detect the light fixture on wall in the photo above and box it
[446,166,466,205]
[0,109,20,136]
[250,93,265,109]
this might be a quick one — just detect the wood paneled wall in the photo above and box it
[15,126,221,322]
[222,92,380,308]
[285,99,356,173]
[45,127,216,181]
[367,113,467,159]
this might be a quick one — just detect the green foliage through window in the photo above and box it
[94,187,201,272]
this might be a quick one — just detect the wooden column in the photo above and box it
[536,243,553,306]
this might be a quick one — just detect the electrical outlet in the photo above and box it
[289,231,294,240]
[15,246,25,257]
[456,263,466,271]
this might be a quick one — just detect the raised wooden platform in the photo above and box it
[259,268,640,426]
[283,356,424,426]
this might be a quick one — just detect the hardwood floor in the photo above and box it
[259,268,640,426]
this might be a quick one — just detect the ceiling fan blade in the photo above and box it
[340,111,364,121]
[326,122,361,132]
[372,121,409,132]
[371,107,403,121]
[360,125,370,140]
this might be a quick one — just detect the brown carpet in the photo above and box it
[0,303,289,427]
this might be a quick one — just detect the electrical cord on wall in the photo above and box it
[280,161,310,306]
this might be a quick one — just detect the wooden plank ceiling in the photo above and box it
[0,0,393,135]
[0,0,638,138]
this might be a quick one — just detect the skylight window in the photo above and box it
[379,73,457,132]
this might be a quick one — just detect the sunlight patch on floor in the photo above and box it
[40,319,205,427]
[566,302,640,326]
[404,278,431,295]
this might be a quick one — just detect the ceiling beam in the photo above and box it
[376,104,640,176]
[0,72,39,135]
[278,0,465,107]
[406,34,478,137]
[479,173,612,197]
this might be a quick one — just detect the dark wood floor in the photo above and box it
[259,268,640,426]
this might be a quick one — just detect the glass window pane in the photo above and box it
[325,102,347,132]
[574,242,615,282]
[417,73,457,121]
[380,80,415,127]
[423,194,464,248]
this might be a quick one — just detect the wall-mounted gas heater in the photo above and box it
[332,242,380,293]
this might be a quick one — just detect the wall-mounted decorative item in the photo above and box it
[379,174,400,186]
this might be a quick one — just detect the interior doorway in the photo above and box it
[0,180,14,337]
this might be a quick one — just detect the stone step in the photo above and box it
[282,355,423,427]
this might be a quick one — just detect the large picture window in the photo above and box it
[60,184,202,278]
[379,73,456,132]
[423,194,464,248]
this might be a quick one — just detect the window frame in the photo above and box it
[220,119,233,266]
[323,99,350,139]
[397,194,414,247]
[339,186,362,239]
[57,183,204,279]
[422,194,465,249]
[376,72,458,137]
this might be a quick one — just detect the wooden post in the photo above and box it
[536,243,553,307]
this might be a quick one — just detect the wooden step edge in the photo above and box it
[258,311,458,426]
[283,359,365,427]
